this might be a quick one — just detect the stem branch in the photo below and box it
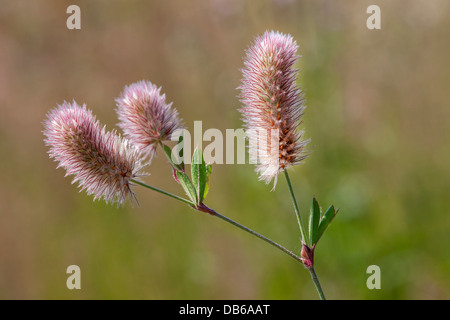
[130,179,193,206]
[283,170,309,246]
[308,266,326,300]
[132,173,326,300]
[197,204,303,264]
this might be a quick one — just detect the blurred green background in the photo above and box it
[1,0,449,299]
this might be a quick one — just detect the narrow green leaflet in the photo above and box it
[175,171,197,205]
[191,148,207,205]
[309,197,321,246]
[161,143,184,172]
[315,205,339,245]
[176,134,185,171]
[203,164,212,200]
[166,134,185,171]
[162,144,177,169]
[162,144,172,160]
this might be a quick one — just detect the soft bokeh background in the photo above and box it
[1,0,449,299]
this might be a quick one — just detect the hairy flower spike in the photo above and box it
[43,101,145,205]
[238,30,309,186]
[115,80,184,160]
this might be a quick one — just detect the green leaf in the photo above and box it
[176,134,185,171]
[168,134,185,171]
[175,171,197,205]
[309,197,321,246]
[162,144,184,171]
[191,148,207,205]
[203,164,212,200]
[162,144,175,166]
[162,144,172,159]
[315,205,339,244]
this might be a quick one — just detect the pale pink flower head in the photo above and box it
[238,30,309,186]
[43,101,145,205]
[115,80,184,159]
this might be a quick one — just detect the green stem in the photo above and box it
[130,179,193,206]
[131,179,302,263]
[132,179,327,299]
[309,266,326,300]
[197,204,303,264]
[284,170,327,300]
[283,170,309,246]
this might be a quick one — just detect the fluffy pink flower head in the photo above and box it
[238,30,309,186]
[43,101,145,205]
[115,80,184,159]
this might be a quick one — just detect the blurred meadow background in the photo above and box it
[0,0,449,299]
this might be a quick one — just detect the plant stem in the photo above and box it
[308,266,326,300]
[283,170,309,246]
[198,204,303,264]
[132,176,326,300]
[131,180,302,263]
[130,179,193,206]
[284,170,327,300]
